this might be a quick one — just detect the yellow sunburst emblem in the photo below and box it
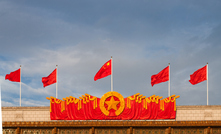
[100,91,125,116]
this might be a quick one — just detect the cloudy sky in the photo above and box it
[1,0,221,107]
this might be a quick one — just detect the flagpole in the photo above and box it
[56,65,58,98]
[111,56,113,92]
[168,63,170,97]
[20,65,21,107]
[207,63,208,105]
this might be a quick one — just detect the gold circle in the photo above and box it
[100,91,125,116]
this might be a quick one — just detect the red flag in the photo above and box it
[42,69,57,87]
[189,65,207,85]
[151,66,169,86]
[94,59,112,81]
[5,68,21,82]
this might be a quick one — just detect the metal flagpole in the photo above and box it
[168,63,170,97]
[56,65,58,98]
[20,65,21,107]
[111,56,113,92]
[207,63,208,105]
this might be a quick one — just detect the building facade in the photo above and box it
[2,105,221,134]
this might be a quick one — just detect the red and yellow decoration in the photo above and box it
[100,91,125,116]
[47,91,179,120]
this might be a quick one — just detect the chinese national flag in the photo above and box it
[151,66,169,86]
[94,59,112,81]
[5,68,21,82]
[42,69,57,87]
[189,65,207,85]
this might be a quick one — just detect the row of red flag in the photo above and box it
[5,68,57,87]
[5,59,207,87]
[151,64,207,86]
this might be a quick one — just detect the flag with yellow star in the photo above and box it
[94,59,112,81]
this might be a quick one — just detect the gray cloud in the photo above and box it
[1,0,221,106]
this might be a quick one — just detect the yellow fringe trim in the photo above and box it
[46,96,65,113]
[159,95,180,111]
[127,93,140,109]
[125,93,180,111]
[85,94,98,109]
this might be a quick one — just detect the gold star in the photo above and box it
[105,96,120,111]
[102,62,110,69]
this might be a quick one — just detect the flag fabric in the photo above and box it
[189,65,207,85]
[42,69,57,87]
[5,68,21,82]
[151,66,169,86]
[94,59,112,81]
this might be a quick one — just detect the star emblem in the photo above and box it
[105,96,120,110]
[100,91,125,116]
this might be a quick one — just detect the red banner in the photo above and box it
[47,91,179,120]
